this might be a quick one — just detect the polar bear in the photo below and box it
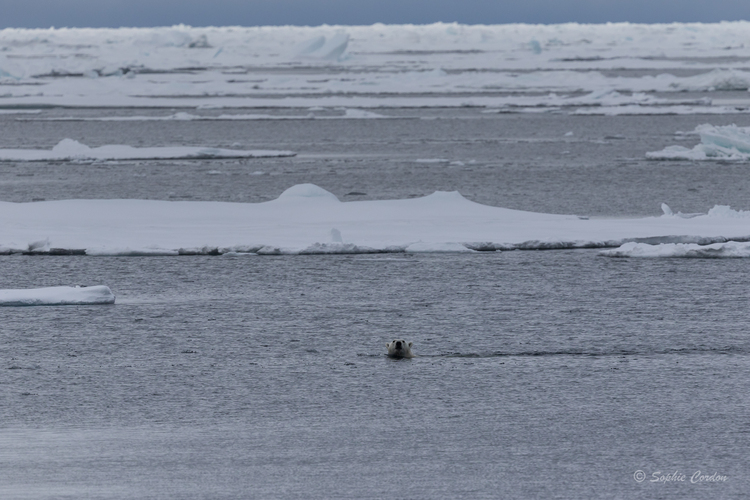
[386,339,414,359]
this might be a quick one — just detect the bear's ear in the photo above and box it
[408,342,413,347]
[385,342,390,348]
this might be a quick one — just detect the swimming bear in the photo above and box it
[386,339,414,359]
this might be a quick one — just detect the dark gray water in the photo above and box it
[2,252,749,499]
[1,108,749,499]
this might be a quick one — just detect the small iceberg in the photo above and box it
[647,124,750,160]
[0,285,115,306]
[295,32,349,61]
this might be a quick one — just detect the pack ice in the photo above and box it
[2,23,750,112]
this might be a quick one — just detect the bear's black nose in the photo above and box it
[395,341,402,348]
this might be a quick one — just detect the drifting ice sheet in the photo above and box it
[0,139,295,162]
[0,285,115,306]
[0,184,749,256]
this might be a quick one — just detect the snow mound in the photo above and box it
[646,124,750,160]
[0,285,115,306]
[0,139,295,162]
[601,241,750,258]
[277,184,340,202]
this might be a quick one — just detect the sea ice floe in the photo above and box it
[26,109,390,122]
[0,183,748,256]
[0,285,115,306]
[601,241,750,258]
[0,139,295,162]
[573,105,749,116]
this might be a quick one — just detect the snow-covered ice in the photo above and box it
[2,23,750,111]
[601,241,750,258]
[0,139,295,162]
[0,183,748,256]
[600,204,750,257]
[647,124,750,160]
[0,285,115,306]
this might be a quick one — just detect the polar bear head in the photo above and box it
[386,339,414,358]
